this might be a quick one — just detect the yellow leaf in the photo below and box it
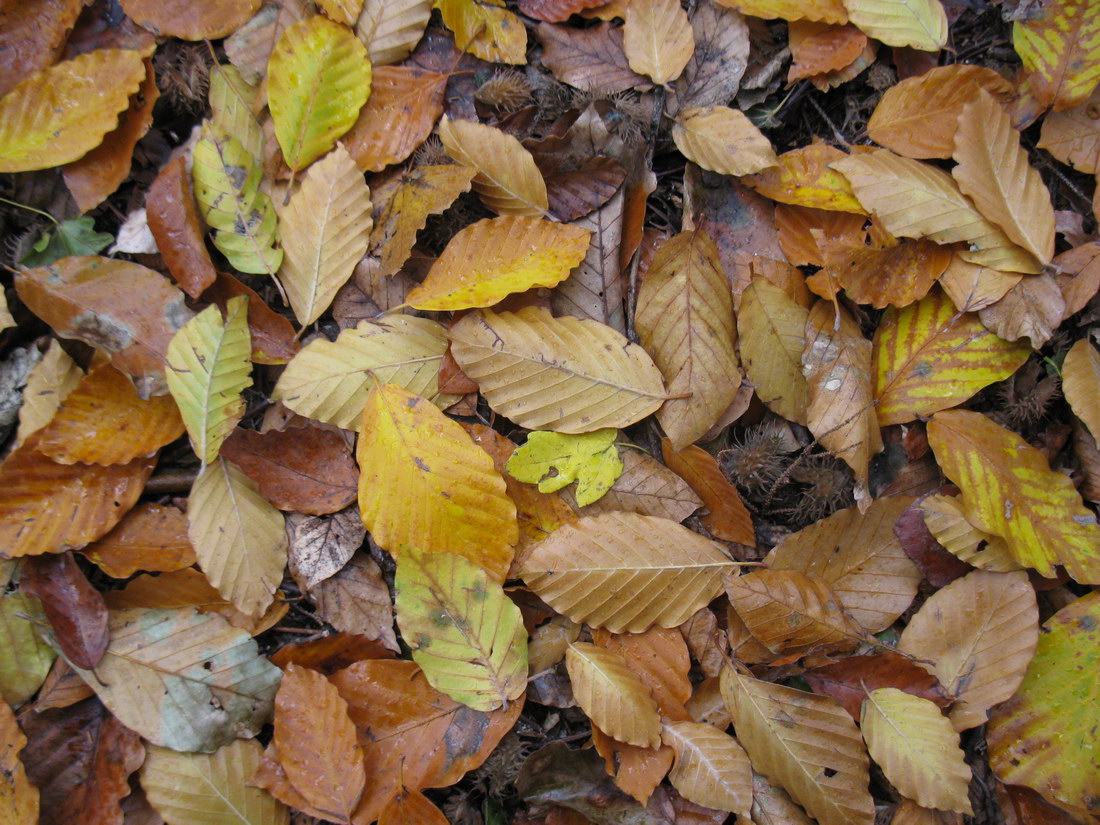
[952,90,1055,265]
[672,106,778,176]
[268,15,372,174]
[449,307,666,433]
[406,216,590,311]
[505,429,622,507]
[661,721,752,816]
[0,290,13,333]
[1064,338,1100,442]
[635,229,741,451]
[188,457,288,617]
[192,124,282,276]
[437,116,548,216]
[435,0,526,63]
[208,64,263,163]
[867,64,1012,159]
[716,0,847,23]
[830,149,1042,274]
[357,384,518,582]
[278,143,372,325]
[0,698,37,825]
[271,315,459,431]
[319,0,363,25]
[1013,0,1100,111]
[802,301,881,508]
[720,666,874,825]
[842,0,947,51]
[518,511,739,633]
[927,409,1100,582]
[872,288,1030,426]
[356,0,432,65]
[987,592,1100,814]
[899,570,1038,731]
[623,0,694,85]
[737,276,810,426]
[14,340,82,448]
[0,593,55,706]
[142,740,288,825]
[861,690,972,814]
[743,141,867,213]
[166,296,253,464]
[396,545,528,711]
[566,642,661,747]
[0,49,146,172]
[918,494,1022,572]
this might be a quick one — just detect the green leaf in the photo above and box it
[0,592,55,707]
[20,216,113,268]
[395,545,528,711]
[505,429,623,507]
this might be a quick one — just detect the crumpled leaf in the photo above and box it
[506,428,623,507]
[566,641,661,748]
[1013,0,1100,111]
[843,0,947,51]
[438,116,548,216]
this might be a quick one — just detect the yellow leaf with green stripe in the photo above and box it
[927,410,1100,583]
[166,296,253,464]
[1013,0,1100,111]
[872,288,1029,426]
[395,545,527,711]
[268,15,372,174]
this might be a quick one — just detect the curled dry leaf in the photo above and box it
[438,116,548,216]
[566,642,661,748]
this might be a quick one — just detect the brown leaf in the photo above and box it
[1038,84,1100,173]
[565,641,662,748]
[623,0,695,85]
[831,238,953,309]
[270,634,396,674]
[680,609,729,679]
[566,447,702,522]
[938,254,1022,313]
[80,503,196,579]
[307,554,398,649]
[16,257,193,397]
[145,154,218,299]
[552,186,627,334]
[801,652,950,722]
[667,0,749,114]
[590,727,674,806]
[21,552,108,670]
[661,440,754,545]
[788,21,867,82]
[31,658,94,712]
[21,698,144,825]
[977,272,1065,348]
[343,66,448,172]
[273,664,366,823]
[593,626,692,720]
[121,0,260,39]
[379,787,450,825]
[0,0,83,97]
[286,507,365,591]
[537,22,652,94]
[892,501,971,587]
[774,204,866,268]
[519,0,607,22]
[743,140,866,213]
[542,156,626,222]
[0,695,37,825]
[204,272,301,365]
[1053,241,1100,319]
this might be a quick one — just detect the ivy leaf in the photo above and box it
[20,217,114,268]
[505,429,623,507]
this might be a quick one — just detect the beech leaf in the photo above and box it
[842,0,948,51]
[356,0,432,66]
[1013,0,1100,111]
[437,117,548,216]
[623,0,695,85]
[565,641,661,748]
[662,721,752,816]
[1061,338,1100,441]
[435,0,526,64]
[673,106,778,177]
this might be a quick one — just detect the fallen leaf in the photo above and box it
[342,66,447,172]
[893,501,972,586]
[270,634,395,673]
[787,21,867,81]
[1053,241,1100,318]
[661,440,754,544]
[438,116,548,216]
[719,0,847,24]
[623,0,695,85]
[121,0,259,39]
[566,641,661,747]
[743,141,867,213]
[1038,83,1100,173]
[306,554,397,647]
[506,429,622,507]
[14,341,82,448]
[831,237,952,308]
[0,698,37,825]
[208,63,264,162]
[553,186,627,334]
[519,0,607,22]
[80,503,196,578]
[802,652,949,722]
[22,552,108,670]
[355,0,432,66]
[843,0,947,51]
[737,275,811,425]
[436,0,526,63]
[667,0,750,114]
[1062,338,1100,441]
[537,22,651,94]
[378,787,450,825]
[0,592,56,706]
[572,447,702,522]
[145,155,218,299]
[918,494,1022,573]
[285,508,363,591]
[937,254,1021,313]
[206,272,301,365]
[1013,0,1100,111]
[662,721,752,816]
[0,0,83,97]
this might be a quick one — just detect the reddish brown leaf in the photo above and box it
[204,272,301,364]
[774,204,866,268]
[379,787,450,825]
[438,346,479,395]
[537,22,652,94]
[270,634,396,674]
[220,423,358,515]
[120,0,260,39]
[590,728,674,806]
[893,501,971,587]
[831,238,953,309]
[802,652,950,722]
[32,658,94,712]
[0,0,83,97]
[1053,241,1100,319]
[661,439,754,545]
[80,503,196,579]
[145,154,218,299]
[541,155,626,222]
[21,552,109,670]
[20,698,145,825]
[519,0,607,22]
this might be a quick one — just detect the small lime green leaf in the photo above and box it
[268,15,373,175]
[192,123,282,276]
[20,216,113,268]
[505,429,623,507]
[395,545,528,711]
[165,296,253,464]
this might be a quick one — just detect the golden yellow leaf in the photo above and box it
[278,143,372,325]
[672,106,778,176]
[437,117,548,216]
[268,15,372,174]
[952,90,1055,265]
[448,307,666,433]
[872,288,1030,426]
[623,0,694,85]
[743,140,867,213]
[802,301,881,508]
[765,496,920,632]
[272,315,459,431]
[927,409,1100,582]
[188,457,288,617]
[208,64,263,164]
[720,666,874,825]
[0,698,38,825]
[14,339,83,448]
[737,275,810,426]
[518,511,739,633]
[0,49,146,172]
[918,494,1022,572]
[830,149,1042,274]
[899,570,1038,731]
[357,383,517,582]
[506,428,622,508]
[867,65,1013,160]
[319,0,362,25]
[1013,0,1100,111]
[406,216,590,311]
[843,0,947,51]
[861,689,972,814]
[716,0,847,24]
[356,0,432,65]
[662,721,752,816]
[635,229,740,450]
[565,641,661,747]
[1061,338,1100,442]
[0,292,12,334]
[435,0,527,63]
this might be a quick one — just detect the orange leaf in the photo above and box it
[1013,0,1100,111]
[566,641,662,747]
[717,0,847,24]
[343,67,448,173]
[832,237,952,309]
[593,626,693,719]
[591,727,674,805]
[145,154,218,299]
[35,363,184,465]
[742,140,866,213]
[273,664,365,823]
[120,0,259,39]
[661,440,754,545]
[774,205,866,268]
[788,22,867,82]
[0,434,154,558]
[80,503,196,578]
[379,788,450,825]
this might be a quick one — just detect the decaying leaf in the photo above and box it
[0,698,37,825]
